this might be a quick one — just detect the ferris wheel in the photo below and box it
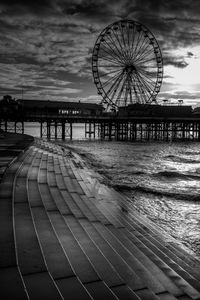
[92,19,163,109]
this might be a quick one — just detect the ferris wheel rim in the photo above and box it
[92,19,163,109]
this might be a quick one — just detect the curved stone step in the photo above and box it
[64,215,126,288]
[47,211,100,284]
[87,188,200,295]
[78,218,149,294]
[47,211,118,299]
[91,222,166,295]
[0,153,30,299]
[14,148,62,299]
[109,187,200,278]
[0,267,28,300]
[107,225,196,299]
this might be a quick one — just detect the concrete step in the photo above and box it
[23,272,62,300]
[14,202,47,275]
[64,215,126,288]
[0,150,35,299]
[125,228,200,293]
[110,188,200,279]
[0,267,28,299]
[92,221,167,295]
[31,206,74,279]
[47,211,100,284]
[84,281,119,300]
[38,183,58,211]
[129,215,200,282]
[49,186,72,215]
[80,195,112,225]
[70,193,98,222]
[78,218,148,295]
[88,193,200,299]
[0,152,30,269]
[103,203,200,294]
[107,225,185,298]
[60,190,85,219]
[55,276,93,300]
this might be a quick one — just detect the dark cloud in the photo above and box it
[187,51,194,57]
[0,0,200,103]
[164,56,189,68]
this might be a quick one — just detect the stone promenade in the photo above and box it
[1,135,200,300]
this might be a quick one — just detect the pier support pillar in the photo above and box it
[62,121,65,140]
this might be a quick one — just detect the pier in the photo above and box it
[1,98,200,141]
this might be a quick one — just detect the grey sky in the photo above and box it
[0,0,200,105]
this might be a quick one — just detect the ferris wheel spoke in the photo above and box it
[138,73,156,89]
[107,71,125,102]
[126,26,131,51]
[100,44,124,65]
[98,63,123,69]
[126,26,134,62]
[124,79,130,107]
[124,25,133,62]
[134,38,152,62]
[119,24,127,50]
[130,75,141,103]
[103,38,125,64]
[98,68,124,79]
[134,77,148,104]
[101,69,123,89]
[98,48,123,66]
[103,70,124,88]
[105,33,127,64]
[120,24,133,63]
[98,54,123,66]
[138,68,158,79]
[129,82,133,104]
[136,51,155,65]
[135,33,148,54]
[138,67,158,82]
[132,30,144,61]
[135,42,155,60]
[115,74,128,106]
[135,72,154,97]
[100,42,124,64]
[134,48,155,64]
[136,72,156,94]
[130,25,137,59]
[132,35,147,60]
[111,28,130,64]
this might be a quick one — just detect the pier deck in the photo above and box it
[0,134,200,300]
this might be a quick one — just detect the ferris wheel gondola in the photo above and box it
[92,19,163,109]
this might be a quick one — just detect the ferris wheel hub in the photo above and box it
[125,65,136,74]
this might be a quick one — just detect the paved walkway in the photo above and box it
[1,137,200,300]
[0,131,33,181]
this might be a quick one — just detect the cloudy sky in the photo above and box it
[1,0,200,106]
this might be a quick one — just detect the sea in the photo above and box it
[24,122,200,259]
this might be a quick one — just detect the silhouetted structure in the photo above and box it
[1,97,200,141]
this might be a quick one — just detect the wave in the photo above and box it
[153,171,200,181]
[113,183,200,201]
[164,155,200,164]
[181,151,200,156]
